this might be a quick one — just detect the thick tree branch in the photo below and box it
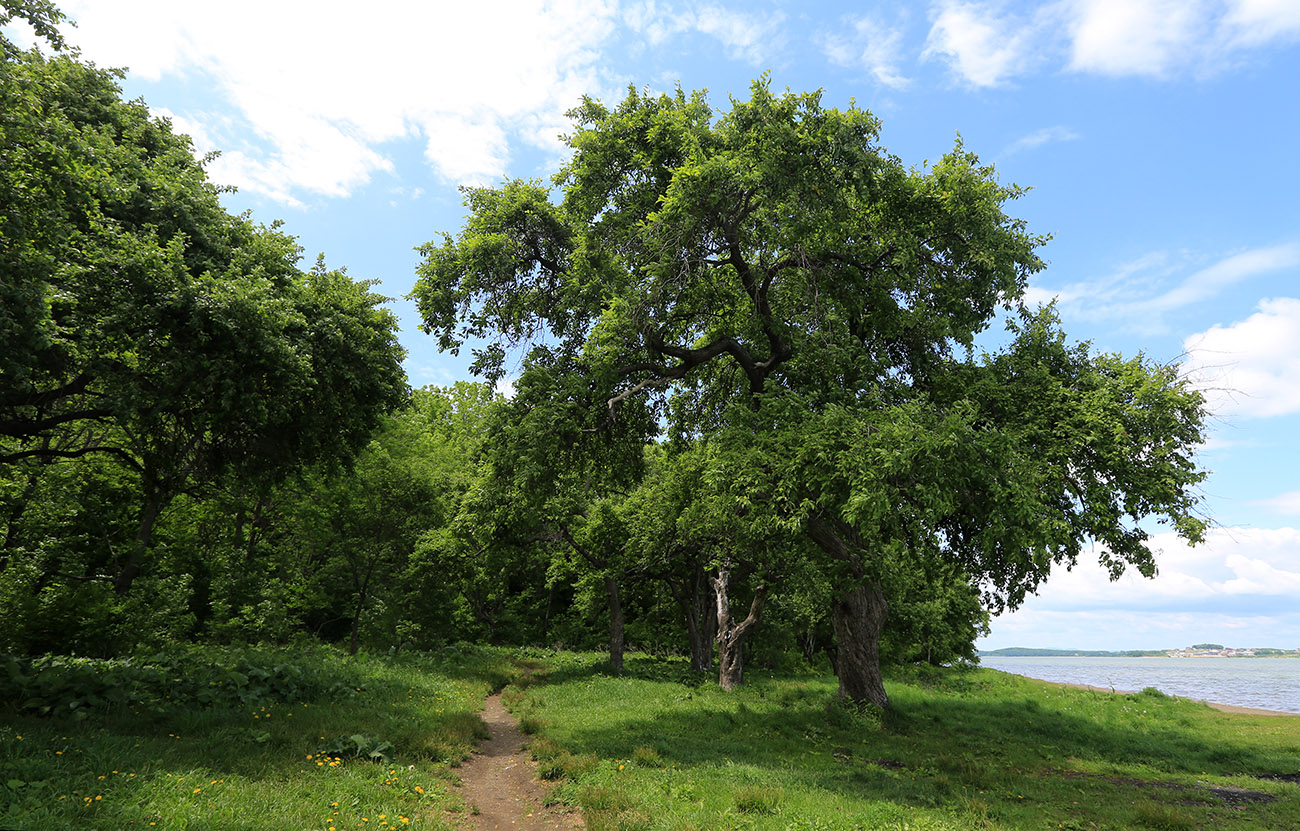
[0,407,115,439]
[0,373,95,409]
[0,443,142,470]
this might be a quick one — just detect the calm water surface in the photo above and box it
[978,656,1300,714]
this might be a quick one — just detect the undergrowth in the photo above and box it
[0,643,514,830]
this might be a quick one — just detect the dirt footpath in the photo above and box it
[455,692,584,830]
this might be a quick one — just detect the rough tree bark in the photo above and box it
[831,582,889,707]
[806,513,890,707]
[713,560,766,691]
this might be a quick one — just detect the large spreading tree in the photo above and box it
[412,80,1208,707]
[1,42,407,608]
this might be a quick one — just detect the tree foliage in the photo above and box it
[0,44,406,647]
[412,80,1208,706]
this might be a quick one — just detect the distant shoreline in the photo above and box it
[980,648,1300,658]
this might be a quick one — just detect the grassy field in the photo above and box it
[0,644,516,830]
[508,654,1300,831]
[4,647,1298,830]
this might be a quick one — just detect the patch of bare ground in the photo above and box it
[453,691,583,831]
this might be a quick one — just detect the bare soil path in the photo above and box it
[454,691,583,831]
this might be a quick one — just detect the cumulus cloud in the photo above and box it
[922,0,1300,88]
[1063,0,1300,78]
[1183,297,1300,419]
[982,527,1300,650]
[922,0,1042,87]
[820,14,911,90]
[58,0,619,203]
[1065,0,1213,77]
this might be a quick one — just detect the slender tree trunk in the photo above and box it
[349,593,365,656]
[671,567,716,673]
[831,581,889,707]
[605,573,625,673]
[348,547,380,656]
[701,593,718,673]
[684,598,716,674]
[542,582,553,643]
[114,489,166,595]
[806,513,890,708]
[713,562,766,691]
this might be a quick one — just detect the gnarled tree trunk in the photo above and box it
[713,561,766,691]
[807,513,890,708]
[831,581,889,707]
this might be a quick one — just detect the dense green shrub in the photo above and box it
[0,644,361,717]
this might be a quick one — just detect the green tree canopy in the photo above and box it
[1,47,407,600]
[412,79,1208,707]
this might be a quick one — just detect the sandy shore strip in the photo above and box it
[1053,680,1298,716]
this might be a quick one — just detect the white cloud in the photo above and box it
[922,1,1041,87]
[693,7,786,64]
[58,0,619,203]
[1222,551,1300,594]
[1146,244,1300,313]
[1222,0,1300,46]
[983,527,1300,650]
[494,374,518,399]
[1001,125,1080,156]
[1028,243,1300,333]
[1255,491,1300,516]
[1061,0,1300,78]
[1023,250,1173,318]
[624,3,786,65]
[1183,296,1300,419]
[1066,0,1212,77]
[919,0,1300,87]
[820,15,911,90]
[982,607,1300,651]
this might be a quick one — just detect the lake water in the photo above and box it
[978,655,1300,714]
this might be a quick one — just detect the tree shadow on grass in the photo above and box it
[523,663,1300,820]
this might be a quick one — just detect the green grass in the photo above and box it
[0,644,517,830]
[508,653,1300,831]
[6,647,1298,830]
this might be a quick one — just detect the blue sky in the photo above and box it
[13,0,1300,651]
